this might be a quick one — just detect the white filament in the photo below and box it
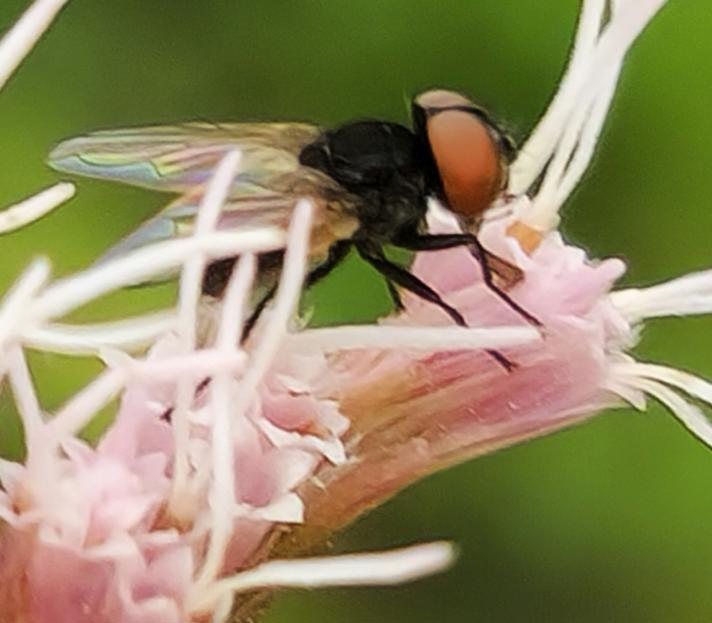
[0,183,75,234]
[196,253,256,587]
[22,311,177,355]
[510,0,668,231]
[170,150,242,515]
[191,541,456,616]
[3,0,705,620]
[287,324,539,352]
[0,0,71,91]
[611,269,712,324]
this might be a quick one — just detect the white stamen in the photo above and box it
[0,183,75,234]
[511,0,668,230]
[196,203,312,582]
[629,377,712,449]
[620,362,712,406]
[177,150,241,350]
[22,311,176,355]
[50,368,126,437]
[6,346,45,440]
[6,346,59,491]
[611,269,712,324]
[0,258,50,353]
[552,70,619,207]
[195,371,237,587]
[196,254,256,587]
[230,200,313,444]
[32,228,284,322]
[532,66,620,222]
[244,200,313,375]
[603,378,647,410]
[0,0,71,91]
[514,0,607,204]
[509,0,607,193]
[171,150,241,514]
[216,253,256,350]
[612,361,712,448]
[190,541,456,615]
[286,324,539,352]
[124,350,246,382]
[0,263,51,464]
[211,595,233,623]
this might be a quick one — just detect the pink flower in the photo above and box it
[280,0,712,541]
[3,1,712,622]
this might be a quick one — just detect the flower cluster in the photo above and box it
[1,1,712,622]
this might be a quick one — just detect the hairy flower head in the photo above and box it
[2,1,712,623]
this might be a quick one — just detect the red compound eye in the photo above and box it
[415,89,509,221]
[427,107,503,219]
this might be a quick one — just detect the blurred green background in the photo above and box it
[2,1,712,621]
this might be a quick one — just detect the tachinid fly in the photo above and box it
[48,89,537,358]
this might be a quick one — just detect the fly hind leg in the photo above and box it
[394,232,541,327]
[355,241,513,371]
[241,240,353,342]
[356,243,466,325]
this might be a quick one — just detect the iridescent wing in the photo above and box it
[96,192,302,264]
[49,121,324,197]
[49,121,356,260]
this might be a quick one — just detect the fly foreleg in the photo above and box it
[395,232,541,327]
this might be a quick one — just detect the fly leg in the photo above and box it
[386,280,405,311]
[241,285,277,342]
[356,243,466,325]
[303,239,352,288]
[355,242,513,371]
[241,239,353,342]
[395,232,541,327]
